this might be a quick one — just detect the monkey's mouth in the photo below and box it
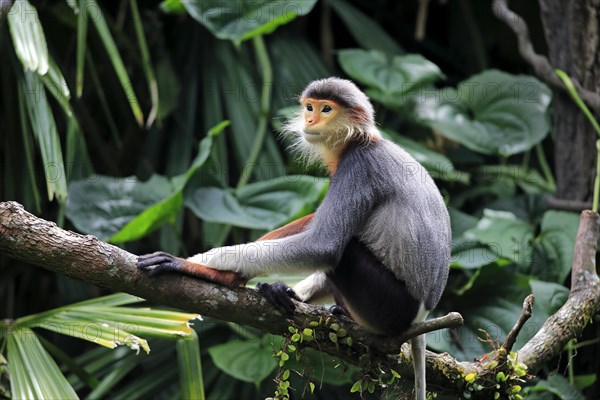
[303,130,322,140]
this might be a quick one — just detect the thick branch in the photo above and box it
[2,201,600,396]
[0,202,458,371]
[518,210,600,372]
[492,0,600,114]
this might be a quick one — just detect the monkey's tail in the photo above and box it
[410,334,427,400]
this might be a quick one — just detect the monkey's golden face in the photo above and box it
[301,98,341,143]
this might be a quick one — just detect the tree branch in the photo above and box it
[2,201,600,397]
[502,294,534,353]
[518,210,600,373]
[0,202,459,369]
[492,0,600,114]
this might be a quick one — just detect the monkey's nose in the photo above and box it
[307,118,314,124]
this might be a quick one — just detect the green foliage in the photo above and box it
[2,1,595,399]
[208,337,278,384]
[181,0,318,43]
[187,176,328,230]
[339,49,443,97]
[525,374,586,400]
[0,294,201,398]
[415,70,552,156]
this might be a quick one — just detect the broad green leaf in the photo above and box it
[416,70,552,156]
[529,280,568,318]
[8,0,49,74]
[451,239,499,269]
[464,209,534,266]
[20,71,68,202]
[7,328,78,399]
[475,165,554,194]
[329,0,403,56]
[449,208,499,270]
[183,0,317,42]
[67,124,226,242]
[110,127,223,242]
[531,211,580,283]
[338,49,442,97]
[67,174,173,240]
[208,340,276,384]
[177,332,205,400]
[382,129,467,183]
[525,374,586,400]
[186,175,328,230]
[450,208,479,238]
[109,192,183,243]
[573,374,597,390]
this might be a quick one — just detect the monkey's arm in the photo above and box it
[188,158,373,278]
[137,252,249,287]
[137,213,315,286]
[257,213,314,240]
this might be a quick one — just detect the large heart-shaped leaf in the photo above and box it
[66,174,175,241]
[464,209,535,267]
[66,123,227,241]
[382,129,467,183]
[338,49,443,96]
[208,339,277,384]
[415,70,551,156]
[186,175,328,230]
[531,211,580,283]
[182,0,317,43]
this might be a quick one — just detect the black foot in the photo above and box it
[329,304,350,318]
[256,282,300,315]
[137,251,183,275]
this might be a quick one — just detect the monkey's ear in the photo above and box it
[349,106,371,124]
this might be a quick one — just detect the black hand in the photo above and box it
[137,251,183,275]
[256,282,300,315]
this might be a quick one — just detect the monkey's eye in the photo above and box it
[322,105,332,113]
[306,104,313,111]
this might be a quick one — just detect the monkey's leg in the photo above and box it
[137,251,248,287]
[410,334,427,400]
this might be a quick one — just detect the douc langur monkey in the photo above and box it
[137,77,451,400]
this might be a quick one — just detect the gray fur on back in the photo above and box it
[330,139,451,310]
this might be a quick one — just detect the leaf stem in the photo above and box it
[535,143,556,191]
[236,35,272,189]
[130,0,159,128]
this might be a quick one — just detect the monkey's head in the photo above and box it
[284,78,380,165]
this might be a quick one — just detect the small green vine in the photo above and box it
[461,349,529,400]
[271,316,363,399]
[273,316,415,398]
